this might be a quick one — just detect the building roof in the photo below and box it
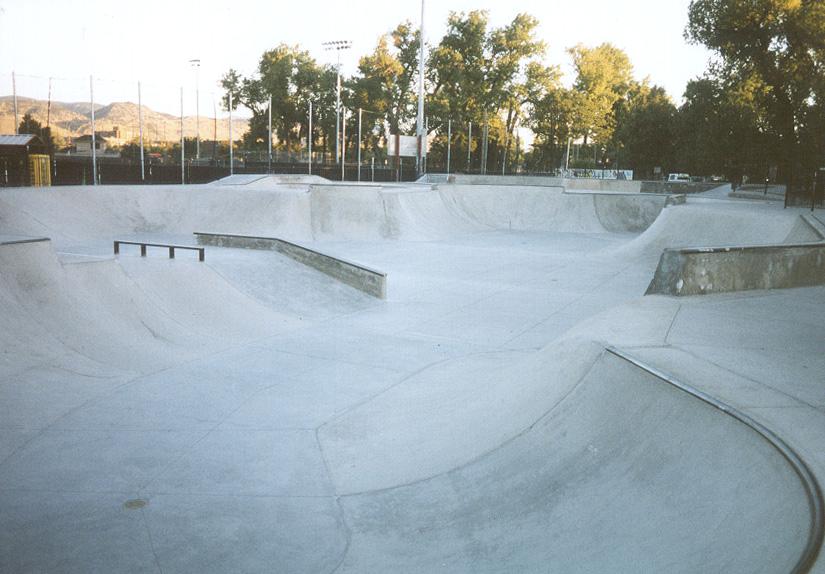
[0,134,41,147]
[74,134,109,143]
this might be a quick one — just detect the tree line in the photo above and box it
[222,2,825,183]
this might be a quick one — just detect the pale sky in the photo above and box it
[0,0,712,118]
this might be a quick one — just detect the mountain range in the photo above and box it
[0,96,249,144]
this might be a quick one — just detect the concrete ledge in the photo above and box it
[606,346,824,574]
[194,232,387,298]
[0,236,50,246]
[646,242,825,296]
[802,214,825,240]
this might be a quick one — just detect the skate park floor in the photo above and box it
[0,179,824,573]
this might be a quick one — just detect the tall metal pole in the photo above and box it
[467,121,472,173]
[190,59,200,160]
[481,114,489,175]
[502,125,509,176]
[323,41,351,164]
[90,75,97,186]
[229,91,234,175]
[447,119,451,175]
[47,77,52,129]
[308,100,313,175]
[268,94,272,173]
[416,0,426,177]
[424,115,428,174]
[12,71,18,135]
[180,87,185,185]
[357,107,362,182]
[138,81,145,181]
[341,108,346,181]
[336,51,341,164]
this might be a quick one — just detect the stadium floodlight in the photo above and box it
[323,40,351,165]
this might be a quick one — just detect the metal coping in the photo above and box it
[664,241,825,255]
[561,189,666,197]
[606,346,824,574]
[802,214,825,240]
[193,232,386,277]
[0,237,50,246]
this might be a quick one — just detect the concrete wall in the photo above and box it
[427,174,727,195]
[438,174,643,193]
[195,232,387,299]
[646,241,825,296]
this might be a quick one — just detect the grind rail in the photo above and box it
[113,240,205,261]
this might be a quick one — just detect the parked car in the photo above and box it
[667,173,691,182]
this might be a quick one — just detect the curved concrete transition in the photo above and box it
[1,178,824,573]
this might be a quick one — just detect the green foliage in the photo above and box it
[216,3,825,179]
[687,0,825,181]
[18,113,55,153]
[427,11,545,171]
[348,21,420,158]
[220,45,336,152]
[614,83,678,179]
[567,43,633,145]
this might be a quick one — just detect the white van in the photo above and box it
[667,173,691,182]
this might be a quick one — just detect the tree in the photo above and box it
[18,113,55,153]
[221,45,337,153]
[614,83,678,179]
[427,11,544,171]
[524,65,571,172]
[568,43,633,147]
[686,0,825,183]
[348,22,421,160]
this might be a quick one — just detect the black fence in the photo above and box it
[784,169,825,210]
[0,155,422,187]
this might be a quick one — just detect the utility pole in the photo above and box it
[446,119,451,175]
[180,87,185,185]
[12,71,18,135]
[308,100,313,175]
[90,75,97,186]
[416,0,426,177]
[138,81,145,181]
[47,77,52,129]
[467,121,472,173]
[323,40,351,165]
[268,94,272,173]
[229,91,234,175]
[481,113,489,175]
[341,108,346,181]
[357,107,362,182]
[189,59,200,160]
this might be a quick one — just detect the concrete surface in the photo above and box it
[195,232,387,298]
[1,177,824,573]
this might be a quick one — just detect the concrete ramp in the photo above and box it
[326,349,819,573]
[611,202,805,262]
[440,185,669,233]
[0,239,298,374]
[212,174,270,186]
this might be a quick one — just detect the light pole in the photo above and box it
[416,0,426,177]
[323,40,351,165]
[189,59,200,160]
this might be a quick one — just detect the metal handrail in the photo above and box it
[113,240,205,261]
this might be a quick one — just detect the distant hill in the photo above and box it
[0,96,249,145]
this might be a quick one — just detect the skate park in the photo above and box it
[0,175,824,573]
